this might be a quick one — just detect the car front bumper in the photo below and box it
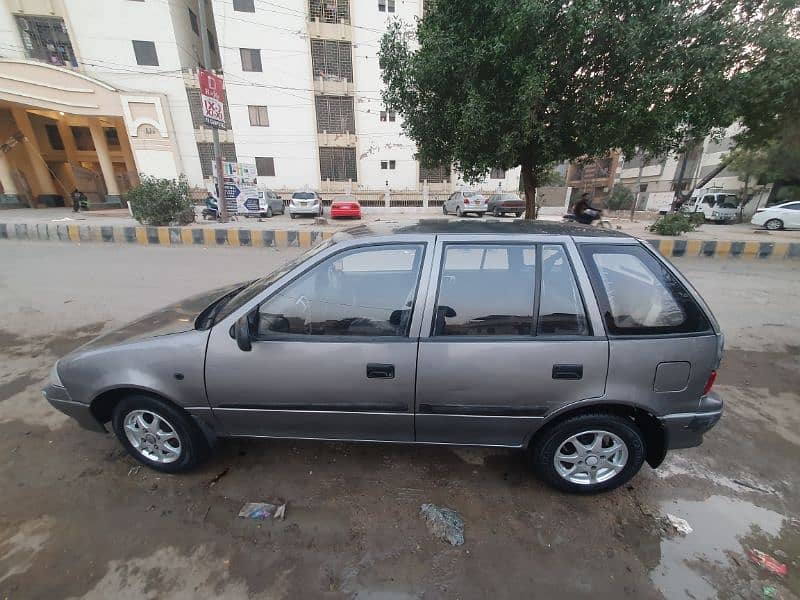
[750,214,768,226]
[659,391,723,450]
[42,383,106,433]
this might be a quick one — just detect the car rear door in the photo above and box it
[414,235,609,446]
[782,202,800,227]
[205,237,434,441]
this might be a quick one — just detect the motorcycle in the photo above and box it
[562,208,612,229]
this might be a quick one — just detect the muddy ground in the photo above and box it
[0,242,797,599]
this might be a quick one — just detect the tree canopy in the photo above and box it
[379,0,798,217]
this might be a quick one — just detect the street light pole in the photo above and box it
[198,0,228,223]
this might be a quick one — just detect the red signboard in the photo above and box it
[198,69,225,128]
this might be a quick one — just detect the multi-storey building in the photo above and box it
[0,0,518,210]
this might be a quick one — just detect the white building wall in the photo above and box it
[351,0,419,190]
[211,0,319,190]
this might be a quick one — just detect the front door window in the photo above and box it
[257,244,425,337]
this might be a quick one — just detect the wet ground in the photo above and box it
[0,242,798,599]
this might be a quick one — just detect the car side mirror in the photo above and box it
[234,314,252,351]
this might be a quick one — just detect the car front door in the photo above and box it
[782,202,800,227]
[205,240,433,441]
[414,237,609,446]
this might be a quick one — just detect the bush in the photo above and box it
[649,212,701,236]
[128,175,195,226]
[607,184,635,211]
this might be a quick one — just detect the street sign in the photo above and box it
[198,69,225,129]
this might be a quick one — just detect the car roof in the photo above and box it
[334,219,631,239]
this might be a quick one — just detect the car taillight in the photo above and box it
[703,370,717,395]
[464,198,470,204]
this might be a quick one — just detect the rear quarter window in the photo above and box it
[580,244,710,336]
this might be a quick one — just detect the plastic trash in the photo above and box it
[748,549,788,577]
[762,585,779,599]
[238,502,286,520]
[420,503,464,546]
[666,514,693,535]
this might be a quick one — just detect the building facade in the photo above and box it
[0,0,519,209]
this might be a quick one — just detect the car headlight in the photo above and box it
[50,363,64,388]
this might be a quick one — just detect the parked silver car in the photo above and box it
[241,189,285,218]
[45,222,723,494]
[443,191,488,217]
[288,191,323,219]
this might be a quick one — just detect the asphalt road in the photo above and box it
[0,242,798,599]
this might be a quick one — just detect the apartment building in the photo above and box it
[0,0,518,209]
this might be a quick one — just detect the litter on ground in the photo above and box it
[238,502,286,520]
[748,549,788,578]
[420,503,465,546]
[665,514,693,535]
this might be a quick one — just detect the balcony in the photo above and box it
[308,0,351,39]
[317,131,357,147]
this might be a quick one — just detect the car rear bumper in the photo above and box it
[331,208,361,218]
[463,207,487,213]
[289,205,321,215]
[659,392,723,450]
[42,384,106,432]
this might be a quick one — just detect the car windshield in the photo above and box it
[465,192,481,197]
[500,194,520,201]
[292,192,316,200]
[213,239,336,324]
[715,195,737,208]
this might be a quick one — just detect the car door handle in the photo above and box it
[367,363,395,379]
[552,364,583,380]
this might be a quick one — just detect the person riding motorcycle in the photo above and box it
[573,193,601,225]
[203,192,219,219]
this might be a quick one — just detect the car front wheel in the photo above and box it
[112,394,210,473]
[530,413,645,494]
[765,218,783,231]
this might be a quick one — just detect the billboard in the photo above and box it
[198,69,225,129]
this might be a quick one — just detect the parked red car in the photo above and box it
[330,198,362,219]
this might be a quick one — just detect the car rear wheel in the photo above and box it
[515,211,523,218]
[456,206,463,217]
[290,213,297,219]
[765,218,783,231]
[112,394,210,473]
[530,413,645,494]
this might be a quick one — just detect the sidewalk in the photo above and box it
[1,207,798,259]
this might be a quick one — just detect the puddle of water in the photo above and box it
[651,495,786,600]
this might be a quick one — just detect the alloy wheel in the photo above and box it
[553,429,628,485]
[123,409,183,464]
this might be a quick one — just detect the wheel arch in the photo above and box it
[528,402,667,468]
[90,386,216,445]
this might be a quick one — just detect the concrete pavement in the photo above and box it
[0,241,798,599]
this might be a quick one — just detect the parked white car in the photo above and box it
[682,190,738,222]
[443,191,487,217]
[289,191,323,219]
[751,201,800,231]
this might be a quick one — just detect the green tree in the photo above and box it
[128,175,195,226]
[379,0,796,218]
[607,184,635,212]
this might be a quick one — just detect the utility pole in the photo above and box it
[198,0,228,222]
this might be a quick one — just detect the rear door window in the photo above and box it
[433,244,536,336]
[538,245,589,336]
[580,244,710,335]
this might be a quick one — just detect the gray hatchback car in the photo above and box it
[45,222,723,494]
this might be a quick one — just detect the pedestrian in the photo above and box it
[71,188,81,212]
[78,191,89,211]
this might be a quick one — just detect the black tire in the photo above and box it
[111,394,210,473]
[290,213,297,220]
[493,206,502,217]
[515,212,523,218]
[266,206,273,218]
[456,206,463,217]
[765,218,783,231]
[442,204,448,215]
[530,413,645,494]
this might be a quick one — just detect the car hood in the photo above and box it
[70,282,244,354]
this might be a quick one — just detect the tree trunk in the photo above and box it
[521,163,539,220]
[674,149,690,201]
[630,157,645,222]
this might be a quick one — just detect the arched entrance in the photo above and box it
[0,59,140,209]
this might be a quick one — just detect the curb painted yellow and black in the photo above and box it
[1,221,798,260]
[0,222,331,249]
